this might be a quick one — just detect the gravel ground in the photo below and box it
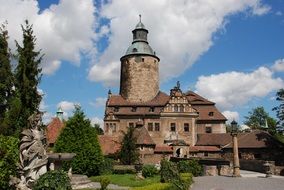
[191,176,284,190]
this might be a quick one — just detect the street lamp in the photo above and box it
[231,120,241,177]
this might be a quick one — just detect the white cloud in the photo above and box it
[275,11,282,16]
[195,67,284,110]
[91,117,104,128]
[271,59,284,72]
[90,97,107,107]
[222,111,239,123]
[88,0,270,86]
[0,0,97,75]
[57,100,79,118]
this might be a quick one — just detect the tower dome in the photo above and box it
[119,15,160,103]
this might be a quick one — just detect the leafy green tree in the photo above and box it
[14,20,42,131]
[54,106,104,176]
[273,89,284,131]
[244,106,276,131]
[94,123,104,135]
[119,126,139,165]
[0,135,19,190]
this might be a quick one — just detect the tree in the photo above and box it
[119,126,139,165]
[273,89,284,131]
[14,20,42,130]
[94,123,104,135]
[54,106,104,176]
[244,106,276,131]
[0,22,15,135]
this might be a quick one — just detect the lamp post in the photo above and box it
[231,120,241,177]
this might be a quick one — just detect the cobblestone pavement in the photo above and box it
[191,176,284,190]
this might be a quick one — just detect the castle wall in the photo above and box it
[120,55,159,102]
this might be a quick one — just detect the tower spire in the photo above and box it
[139,14,141,22]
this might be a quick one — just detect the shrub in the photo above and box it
[33,170,71,190]
[131,183,173,190]
[142,165,159,178]
[160,159,179,183]
[54,107,104,176]
[100,158,114,175]
[172,173,193,190]
[177,160,203,176]
[0,135,19,190]
[99,176,110,190]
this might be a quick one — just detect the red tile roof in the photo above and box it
[154,145,173,153]
[98,135,121,155]
[46,117,65,144]
[186,91,214,105]
[196,130,284,149]
[193,105,227,121]
[134,127,155,145]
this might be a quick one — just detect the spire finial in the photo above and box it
[139,14,141,22]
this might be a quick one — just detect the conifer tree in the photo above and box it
[119,126,140,165]
[273,89,284,131]
[54,106,104,176]
[0,23,13,122]
[14,20,43,129]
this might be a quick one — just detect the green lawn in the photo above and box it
[90,174,160,187]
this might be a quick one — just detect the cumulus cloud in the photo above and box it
[195,67,284,110]
[271,59,284,72]
[88,0,270,86]
[57,100,79,118]
[90,97,107,107]
[222,111,239,123]
[0,0,96,75]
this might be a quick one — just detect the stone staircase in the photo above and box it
[71,174,129,190]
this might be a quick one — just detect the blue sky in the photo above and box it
[1,0,283,126]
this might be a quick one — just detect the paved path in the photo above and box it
[191,171,284,190]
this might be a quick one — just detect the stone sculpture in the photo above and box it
[11,111,48,190]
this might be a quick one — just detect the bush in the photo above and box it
[54,107,104,176]
[33,170,71,190]
[177,160,203,176]
[99,176,110,190]
[0,135,19,190]
[160,159,179,183]
[172,173,193,190]
[100,158,114,175]
[142,165,159,178]
[131,183,173,190]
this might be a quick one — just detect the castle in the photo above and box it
[103,17,227,163]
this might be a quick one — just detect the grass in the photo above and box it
[90,174,160,187]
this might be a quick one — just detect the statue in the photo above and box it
[11,111,48,190]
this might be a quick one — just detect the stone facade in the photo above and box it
[120,55,159,102]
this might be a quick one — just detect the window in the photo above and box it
[148,123,153,131]
[131,107,137,112]
[209,112,214,116]
[132,48,137,52]
[142,58,144,62]
[174,105,178,112]
[113,123,117,132]
[129,122,134,128]
[184,123,189,132]
[114,107,119,112]
[205,127,212,133]
[105,123,109,132]
[155,123,160,131]
[170,123,176,132]
[149,107,154,112]
[204,152,208,157]
[180,105,184,112]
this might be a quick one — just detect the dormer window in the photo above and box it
[131,107,137,112]
[209,112,214,116]
[132,48,137,52]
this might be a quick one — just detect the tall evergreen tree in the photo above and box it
[0,23,12,121]
[54,106,104,176]
[15,20,43,129]
[273,89,284,131]
[119,126,140,165]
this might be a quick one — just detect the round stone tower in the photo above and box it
[120,16,160,103]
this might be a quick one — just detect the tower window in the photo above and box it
[132,48,137,52]
[148,123,153,131]
[155,123,160,131]
[131,107,137,112]
[184,123,189,132]
[170,123,176,132]
[142,58,144,62]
